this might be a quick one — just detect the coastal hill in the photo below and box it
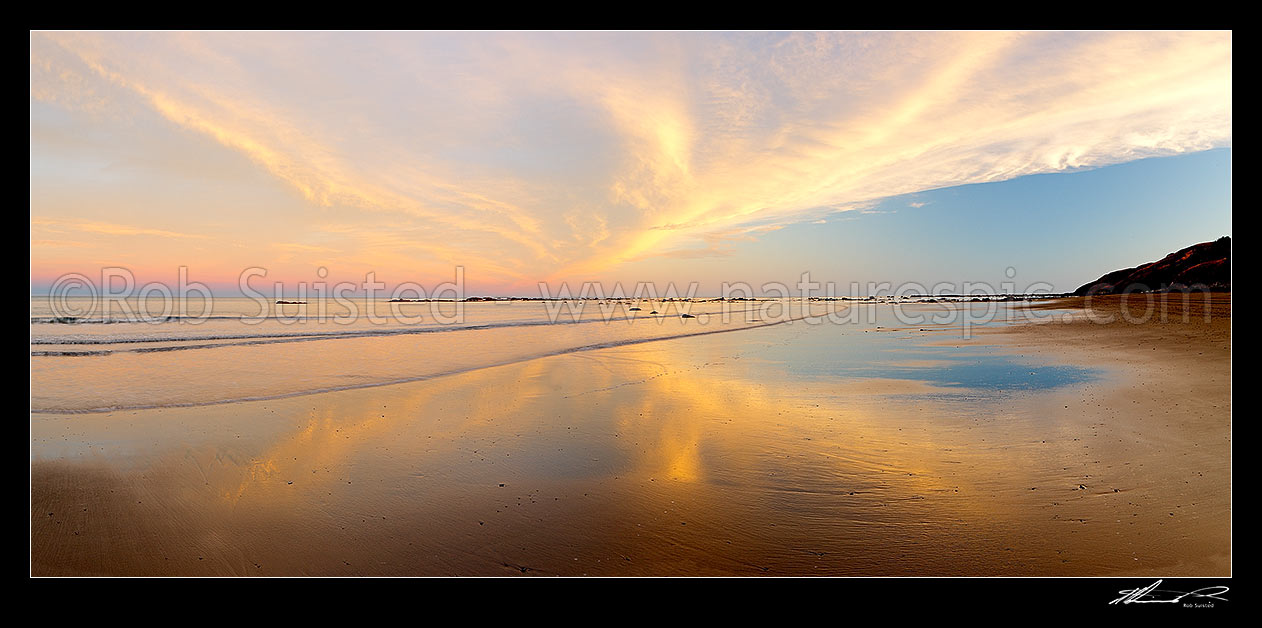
[1073,236,1231,295]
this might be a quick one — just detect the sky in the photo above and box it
[30,31,1232,296]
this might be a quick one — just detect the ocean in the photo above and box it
[31,296,1089,415]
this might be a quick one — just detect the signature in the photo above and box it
[1110,580,1229,605]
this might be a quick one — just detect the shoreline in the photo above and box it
[31,296,1230,576]
[978,294,1231,575]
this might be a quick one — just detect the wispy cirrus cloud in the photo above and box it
[30,31,1231,288]
[32,217,205,239]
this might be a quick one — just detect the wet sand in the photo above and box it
[30,296,1230,576]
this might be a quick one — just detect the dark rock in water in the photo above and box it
[650,310,658,314]
[629,307,641,311]
[681,314,696,319]
[1073,236,1230,296]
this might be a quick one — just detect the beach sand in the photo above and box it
[30,295,1230,576]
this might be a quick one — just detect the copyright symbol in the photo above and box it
[48,273,97,320]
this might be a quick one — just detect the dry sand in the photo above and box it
[30,295,1230,576]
